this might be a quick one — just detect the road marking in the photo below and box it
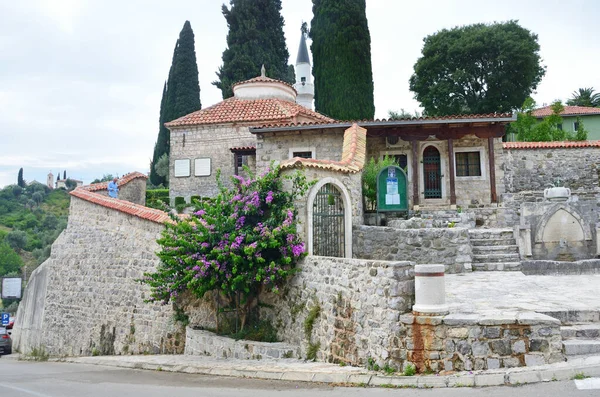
[0,383,53,397]
[575,378,600,390]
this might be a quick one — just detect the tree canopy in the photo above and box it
[151,21,201,187]
[409,21,546,116]
[213,0,293,99]
[567,87,600,107]
[17,168,26,188]
[310,0,375,120]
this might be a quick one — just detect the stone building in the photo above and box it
[165,68,333,203]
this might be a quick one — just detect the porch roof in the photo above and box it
[249,113,515,140]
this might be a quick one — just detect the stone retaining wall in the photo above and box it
[352,226,471,273]
[260,256,415,366]
[185,328,300,360]
[522,259,600,275]
[504,146,600,193]
[12,196,183,356]
[399,312,564,373]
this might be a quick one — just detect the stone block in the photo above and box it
[529,339,549,352]
[490,340,511,356]
[484,327,501,339]
[474,373,505,387]
[487,358,500,369]
[471,341,490,356]
[447,327,469,339]
[524,354,546,367]
[507,371,541,384]
[502,357,520,368]
[512,340,526,354]
[455,340,471,355]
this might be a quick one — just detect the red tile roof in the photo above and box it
[250,113,515,131]
[280,123,367,173]
[532,105,600,118]
[231,75,296,92]
[82,171,147,192]
[70,188,173,225]
[165,97,334,128]
[503,141,600,149]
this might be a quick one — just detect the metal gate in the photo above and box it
[312,183,345,257]
[423,146,442,199]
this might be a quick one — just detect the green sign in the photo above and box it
[376,166,408,212]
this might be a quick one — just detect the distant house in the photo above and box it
[532,105,600,140]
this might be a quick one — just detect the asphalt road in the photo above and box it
[0,359,597,396]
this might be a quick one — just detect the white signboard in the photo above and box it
[174,159,191,177]
[194,158,211,176]
[2,278,22,299]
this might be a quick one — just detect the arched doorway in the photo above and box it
[423,146,442,199]
[312,183,345,257]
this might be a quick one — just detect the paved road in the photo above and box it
[0,359,597,396]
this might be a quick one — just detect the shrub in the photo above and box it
[174,196,186,206]
[141,165,310,330]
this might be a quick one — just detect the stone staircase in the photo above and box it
[559,312,600,358]
[468,228,521,271]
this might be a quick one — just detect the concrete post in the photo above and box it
[412,264,448,315]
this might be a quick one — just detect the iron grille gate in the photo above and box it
[313,184,345,257]
[423,146,442,199]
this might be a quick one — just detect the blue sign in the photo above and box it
[1,313,8,326]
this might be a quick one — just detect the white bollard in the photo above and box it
[412,264,448,315]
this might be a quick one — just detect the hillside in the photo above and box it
[0,182,70,310]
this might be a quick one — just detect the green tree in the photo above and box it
[567,87,600,107]
[6,230,28,252]
[154,153,170,184]
[409,21,546,116]
[310,0,375,120]
[32,191,44,205]
[213,0,293,99]
[388,109,421,120]
[508,97,538,141]
[573,117,589,141]
[91,174,115,184]
[151,21,201,187]
[17,168,26,188]
[0,243,23,276]
[64,178,77,190]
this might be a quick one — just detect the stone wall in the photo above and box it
[255,128,345,172]
[260,256,415,366]
[12,196,183,356]
[400,312,564,373]
[94,177,146,205]
[352,226,471,274]
[169,124,257,202]
[503,146,600,193]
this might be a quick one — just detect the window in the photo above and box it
[174,159,191,177]
[574,122,580,131]
[236,154,249,168]
[292,151,313,159]
[194,158,211,176]
[557,123,563,131]
[393,154,408,170]
[455,152,481,177]
[301,77,306,83]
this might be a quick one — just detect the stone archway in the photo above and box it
[535,204,591,243]
[307,178,352,258]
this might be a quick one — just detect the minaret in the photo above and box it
[293,24,314,110]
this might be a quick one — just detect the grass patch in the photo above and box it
[27,346,49,361]
[403,363,417,376]
[573,372,589,380]
[303,302,321,336]
[306,341,320,361]
[227,320,278,343]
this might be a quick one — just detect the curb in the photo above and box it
[10,354,594,388]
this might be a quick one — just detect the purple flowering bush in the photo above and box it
[142,166,310,330]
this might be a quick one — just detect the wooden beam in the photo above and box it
[369,125,505,140]
[488,137,497,203]
[412,140,419,207]
[447,138,456,205]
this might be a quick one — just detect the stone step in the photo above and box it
[470,238,517,247]
[472,253,521,263]
[561,324,600,339]
[468,228,513,235]
[540,310,600,324]
[471,245,520,253]
[563,340,600,356]
[472,262,522,271]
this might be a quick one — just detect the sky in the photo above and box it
[1,0,599,188]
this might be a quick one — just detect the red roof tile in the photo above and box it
[503,141,600,149]
[532,105,600,118]
[165,97,333,128]
[83,171,147,192]
[230,146,256,152]
[280,123,367,174]
[231,75,296,92]
[70,188,173,225]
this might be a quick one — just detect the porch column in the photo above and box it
[447,138,456,205]
[411,140,419,207]
[488,137,497,203]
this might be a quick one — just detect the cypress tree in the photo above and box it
[17,168,25,188]
[150,21,201,187]
[310,0,375,120]
[213,0,293,99]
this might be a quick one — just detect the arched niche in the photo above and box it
[535,204,591,243]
